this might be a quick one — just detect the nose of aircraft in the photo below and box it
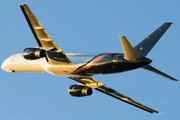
[1,59,8,72]
[1,58,14,72]
[1,61,5,71]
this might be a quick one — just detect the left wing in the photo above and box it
[20,3,73,65]
[20,3,60,51]
[69,77,159,113]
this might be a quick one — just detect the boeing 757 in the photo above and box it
[1,3,178,113]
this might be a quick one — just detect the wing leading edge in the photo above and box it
[69,77,159,113]
[20,3,60,51]
[20,3,73,65]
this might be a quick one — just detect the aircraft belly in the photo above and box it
[86,62,124,75]
[44,65,79,77]
[86,61,150,75]
[86,63,112,74]
[7,62,46,73]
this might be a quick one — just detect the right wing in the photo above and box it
[69,77,159,113]
[20,3,73,65]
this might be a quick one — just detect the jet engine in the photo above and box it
[69,85,93,97]
[23,48,46,60]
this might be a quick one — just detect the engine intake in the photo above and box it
[69,85,93,97]
[23,48,46,60]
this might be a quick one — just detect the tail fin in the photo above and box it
[143,65,178,81]
[119,36,141,61]
[134,23,172,57]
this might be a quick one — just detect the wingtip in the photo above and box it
[152,111,160,114]
[156,111,161,114]
[165,22,173,25]
[173,79,178,81]
[169,77,178,81]
[119,35,126,39]
[20,3,27,6]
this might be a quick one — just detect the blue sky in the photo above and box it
[0,0,180,120]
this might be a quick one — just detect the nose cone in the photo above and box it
[1,58,14,72]
[1,61,6,71]
[2,59,8,72]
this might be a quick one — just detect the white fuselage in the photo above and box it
[1,53,99,77]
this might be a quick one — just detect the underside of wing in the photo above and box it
[69,77,159,113]
[20,3,73,65]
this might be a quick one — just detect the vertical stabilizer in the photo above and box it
[134,23,172,57]
[120,36,141,61]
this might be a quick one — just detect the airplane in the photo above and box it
[1,3,178,113]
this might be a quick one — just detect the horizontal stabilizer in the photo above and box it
[134,23,172,57]
[142,65,178,81]
[120,36,141,61]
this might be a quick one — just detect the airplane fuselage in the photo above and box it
[2,53,152,77]
[1,3,177,113]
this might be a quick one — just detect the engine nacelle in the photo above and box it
[69,85,93,97]
[23,48,46,60]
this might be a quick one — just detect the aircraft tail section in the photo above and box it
[119,36,141,61]
[134,23,172,57]
[143,65,178,81]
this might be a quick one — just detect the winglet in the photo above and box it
[120,36,141,61]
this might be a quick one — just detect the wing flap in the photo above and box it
[69,77,159,113]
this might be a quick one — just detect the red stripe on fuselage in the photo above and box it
[72,53,113,74]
